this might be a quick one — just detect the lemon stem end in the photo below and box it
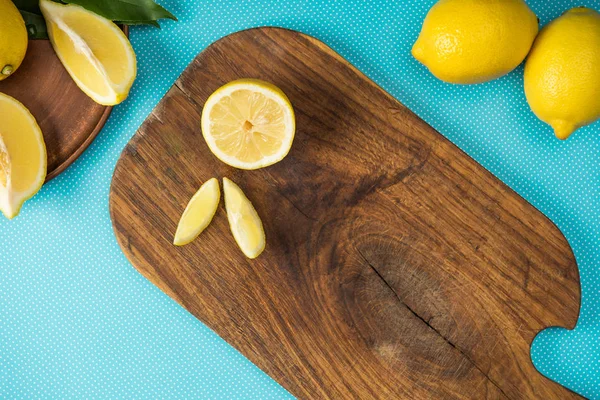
[1,65,14,76]
[552,120,577,140]
[411,42,425,62]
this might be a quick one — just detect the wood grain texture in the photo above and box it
[110,28,581,399]
[0,30,127,181]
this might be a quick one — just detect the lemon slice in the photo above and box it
[201,79,295,170]
[173,178,220,246]
[223,178,265,259]
[0,93,47,219]
[40,0,136,105]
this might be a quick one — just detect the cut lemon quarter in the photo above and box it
[201,79,295,170]
[40,0,136,105]
[0,93,47,219]
[174,178,220,246]
[223,178,265,259]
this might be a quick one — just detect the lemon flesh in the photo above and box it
[524,8,600,139]
[40,0,136,105]
[173,178,220,246]
[223,178,265,259]
[412,0,538,84]
[0,93,47,219]
[0,0,27,81]
[201,79,295,170]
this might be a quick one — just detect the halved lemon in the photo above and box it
[0,93,47,219]
[173,178,220,246]
[201,79,295,170]
[40,0,136,105]
[223,178,265,259]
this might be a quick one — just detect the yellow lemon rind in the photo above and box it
[0,0,28,81]
[412,0,539,84]
[524,7,600,139]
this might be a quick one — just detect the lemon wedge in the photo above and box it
[223,178,265,259]
[40,0,136,105]
[201,79,295,170]
[173,178,220,246]
[0,93,46,219]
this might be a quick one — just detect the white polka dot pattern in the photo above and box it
[0,0,598,398]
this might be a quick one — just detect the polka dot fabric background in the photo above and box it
[1,0,599,398]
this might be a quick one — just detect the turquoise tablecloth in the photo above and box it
[1,0,599,398]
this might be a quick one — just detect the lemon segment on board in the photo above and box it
[223,178,265,259]
[412,0,538,84]
[0,93,47,219]
[0,0,28,81]
[173,178,221,246]
[40,0,137,105]
[524,7,600,139]
[201,79,295,170]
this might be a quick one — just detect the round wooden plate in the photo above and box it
[0,27,128,182]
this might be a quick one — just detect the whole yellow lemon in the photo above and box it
[0,0,28,81]
[412,0,538,84]
[524,8,600,139]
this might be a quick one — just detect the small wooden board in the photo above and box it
[110,28,581,399]
[0,32,126,181]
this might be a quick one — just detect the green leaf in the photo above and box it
[13,0,176,29]
[115,20,161,28]
[19,10,48,39]
[61,0,177,24]
[12,0,41,14]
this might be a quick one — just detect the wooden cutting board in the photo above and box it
[110,28,581,399]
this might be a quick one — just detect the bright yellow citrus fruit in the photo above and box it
[201,79,295,170]
[412,0,538,84]
[173,178,220,246]
[0,0,28,81]
[223,178,265,259]
[40,0,136,105]
[0,93,47,219]
[524,7,600,140]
